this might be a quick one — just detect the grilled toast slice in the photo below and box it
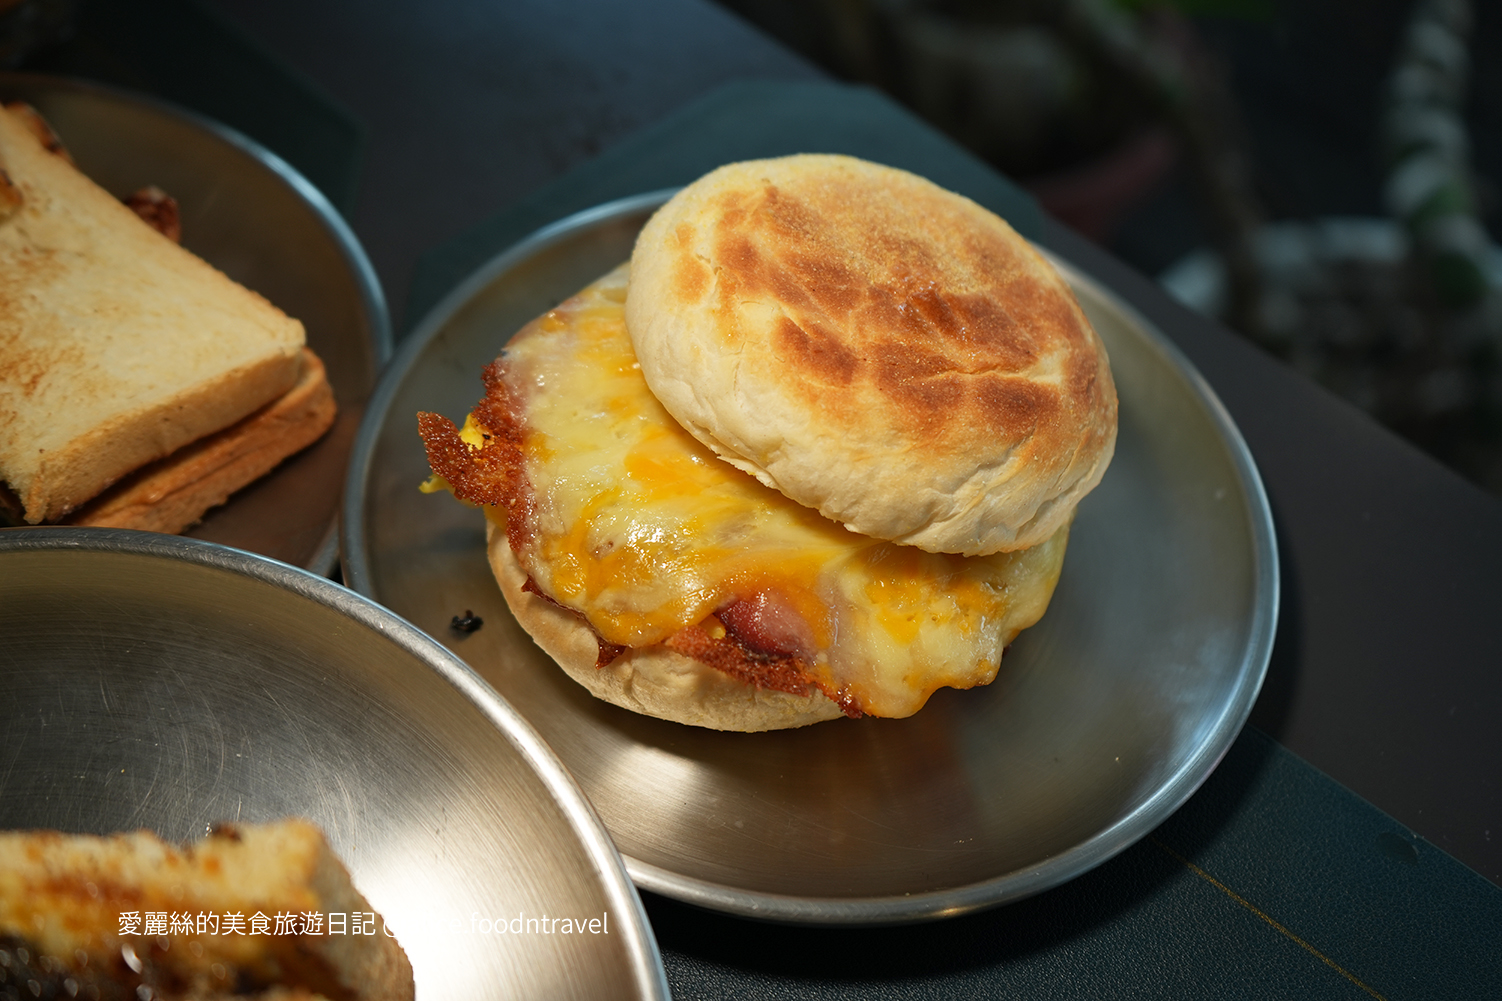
[0,102,305,524]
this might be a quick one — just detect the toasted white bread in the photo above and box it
[0,820,414,1001]
[0,102,306,524]
[64,347,337,534]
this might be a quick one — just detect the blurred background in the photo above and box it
[712,0,1502,497]
[5,0,1499,498]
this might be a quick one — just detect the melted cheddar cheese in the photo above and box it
[482,264,1067,717]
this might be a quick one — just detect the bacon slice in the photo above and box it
[664,617,811,696]
[717,592,816,662]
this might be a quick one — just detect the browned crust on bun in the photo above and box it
[627,154,1117,555]
[487,517,846,732]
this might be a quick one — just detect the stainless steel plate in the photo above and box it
[343,192,1279,924]
[0,528,669,1000]
[0,73,389,574]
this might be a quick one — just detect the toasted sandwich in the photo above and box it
[0,820,414,1001]
[0,101,335,533]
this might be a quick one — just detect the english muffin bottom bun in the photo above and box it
[418,258,1079,731]
[627,154,1117,555]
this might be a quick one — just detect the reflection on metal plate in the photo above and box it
[0,528,669,1000]
[0,73,389,574]
[344,192,1278,924]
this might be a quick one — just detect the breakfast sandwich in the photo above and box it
[419,154,1117,730]
[0,101,336,534]
[0,820,414,1001]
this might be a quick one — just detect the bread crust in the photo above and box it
[65,348,337,533]
[628,154,1117,555]
[0,103,305,523]
[487,518,845,732]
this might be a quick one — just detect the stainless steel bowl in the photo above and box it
[0,528,669,1000]
[343,192,1278,924]
[0,73,389,574]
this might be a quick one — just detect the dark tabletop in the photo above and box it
[165,0,1502,991]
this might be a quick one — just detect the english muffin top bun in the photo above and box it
[627,155,1117,555]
